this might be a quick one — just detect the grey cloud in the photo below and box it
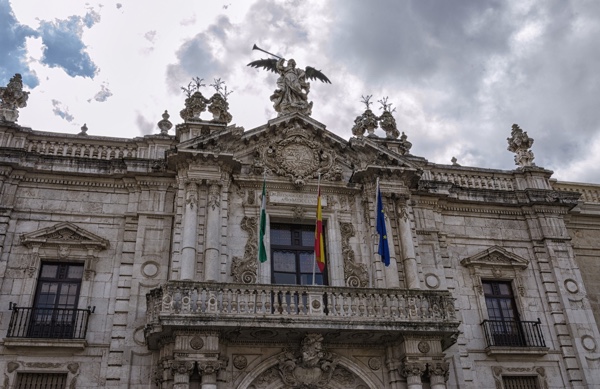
[38,13,99,78]
[136,113,154,135]
[144,31,157,44]
[0,0,39,87]
[51,99,74,122]
[92,84,113,102]
[323,0,600,180]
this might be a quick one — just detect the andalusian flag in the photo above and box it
[376,181,391,266]
[258,177,267,263]
[314,182,325,272]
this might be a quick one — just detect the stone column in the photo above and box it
[385,345,403,389]
[203,181,221,282]
[429,361,450,389]
[198,360,223,389]
[181,182,199,280]
[401,362,426,389]
[170,361,194,389]
[397,202,420,289]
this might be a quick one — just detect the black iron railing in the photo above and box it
[7,305,94,339]
[482,319,546,348]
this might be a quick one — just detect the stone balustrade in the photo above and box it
[551,181,600,203]
[426,169,515,191]
[0,127,175,161]
[146,281,457,325]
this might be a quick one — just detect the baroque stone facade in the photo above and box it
[2,79,600,388]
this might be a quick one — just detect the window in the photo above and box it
[15,373,67,389]
[270,224,328,286]
[482,280,524,346]
[29,262,84,338]
[502,376,539,389]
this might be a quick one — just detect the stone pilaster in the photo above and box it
[181,181,199,280]
[203,181,221,282]
[397,201,420,289]
[198,359,225,389]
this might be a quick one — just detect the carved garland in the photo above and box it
[231,216,258,283]
[340,222,369,287]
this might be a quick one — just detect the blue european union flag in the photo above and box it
[376,186,391,266]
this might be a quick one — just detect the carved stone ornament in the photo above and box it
[255,122,342,187]
[277,334,339,388]
[417,341,430,354]
[189,336,204,350]
[507,123,535,167]
[170,361,195,376]
[379,110,400,139]
[0,73,29,122]
[157,110,173,134]
[400,361,427,378]
[340,222,369,287]
[231,216,259,283]
[352,109,379,137]
[198,360,224,375]
[233,355,248,370]
[208,93,233,123]
[180,91,208,121]
[207,183,221,210]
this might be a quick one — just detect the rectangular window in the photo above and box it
[29,262,84,338]
[502,376,539,389]
[15,373,67,389]
[271,224,328,286]
[482,280,525,346]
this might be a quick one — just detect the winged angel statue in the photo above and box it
[248,45,331,116]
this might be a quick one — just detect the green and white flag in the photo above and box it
[258,177,267,263]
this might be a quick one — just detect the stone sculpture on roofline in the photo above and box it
[247,44,331,117]
[0,74,29,123]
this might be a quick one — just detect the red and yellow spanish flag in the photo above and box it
[314,185,325,272]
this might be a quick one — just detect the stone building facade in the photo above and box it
[1,74,600,388]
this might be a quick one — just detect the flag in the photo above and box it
[314,185,326,272]
[376,183,391,266]
[258,178,268,263]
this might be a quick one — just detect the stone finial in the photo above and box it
[507,123,535,167]
[78,123,88,136]
[351,109,379,137]
[0,73,30,123]
[180,77,208,121]
[208,78,233,123]
[398,132,412,155]
[378,97,399,139]
[451,156,460,166]
[157,110,173,134]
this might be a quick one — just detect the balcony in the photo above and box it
[145,281,460,349]
[4,305,93,349]
[481,319,549,356]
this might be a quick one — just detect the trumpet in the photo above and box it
[252,44,283,60]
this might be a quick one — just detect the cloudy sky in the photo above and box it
[2,0,599,182]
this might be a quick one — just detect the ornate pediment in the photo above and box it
[21,222,109,250]
[460,246,528,269]
[253,120,344,188]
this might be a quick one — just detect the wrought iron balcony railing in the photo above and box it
[6,305,93,340]
[482,319,546,348]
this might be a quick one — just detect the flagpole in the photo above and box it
[312,174,321,286]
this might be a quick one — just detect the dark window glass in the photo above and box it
[270,224,327,285]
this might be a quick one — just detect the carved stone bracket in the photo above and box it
[340,222,369,287]
[231,216,259,283]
